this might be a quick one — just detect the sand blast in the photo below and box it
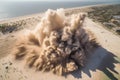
[13,9,97,75]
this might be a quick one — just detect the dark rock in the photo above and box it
[5,66,8,69]
[9,62,12,65]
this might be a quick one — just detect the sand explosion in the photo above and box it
[13,9,96,75]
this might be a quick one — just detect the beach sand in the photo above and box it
[0,4,120,80]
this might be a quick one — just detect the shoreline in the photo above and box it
[0,3,119,23]
[0,4,119,33]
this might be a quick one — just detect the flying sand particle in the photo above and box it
[13,8,97,75]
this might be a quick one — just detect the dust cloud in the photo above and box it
[13,9,97,75]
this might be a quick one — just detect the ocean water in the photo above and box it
[0,1,120,20]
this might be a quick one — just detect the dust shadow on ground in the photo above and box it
[69,46,120,80]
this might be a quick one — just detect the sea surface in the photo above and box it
[0,1,120,20]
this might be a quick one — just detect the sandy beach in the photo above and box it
[0,4,120,80]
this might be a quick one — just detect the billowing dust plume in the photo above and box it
[13,9,97,75]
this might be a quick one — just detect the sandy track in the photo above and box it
[0,18,120,80]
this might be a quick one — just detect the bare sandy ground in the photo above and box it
[0,16,120,80]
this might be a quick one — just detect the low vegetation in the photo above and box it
[88,4,120,35]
